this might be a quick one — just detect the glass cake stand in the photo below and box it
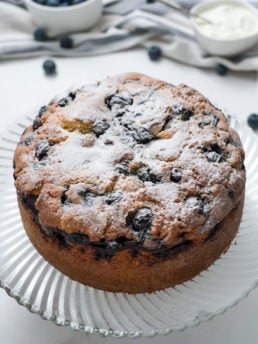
[0,114,258,338]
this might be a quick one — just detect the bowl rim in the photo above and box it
[24,0,102,13]
[190,0,258,43]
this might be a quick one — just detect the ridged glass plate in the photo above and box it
[0,114,257,338]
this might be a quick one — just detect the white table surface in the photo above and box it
[0,48,258,344]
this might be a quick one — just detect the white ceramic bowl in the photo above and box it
[25,0,103,36]
[190,0,258,56]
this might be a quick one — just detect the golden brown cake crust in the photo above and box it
[13,73,246,293]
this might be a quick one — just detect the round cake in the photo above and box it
[13,73,246,293]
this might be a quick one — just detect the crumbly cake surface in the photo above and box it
[14,73,245,252]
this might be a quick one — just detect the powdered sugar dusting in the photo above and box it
[14,73,245,246]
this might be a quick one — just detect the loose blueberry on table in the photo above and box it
[59,35,74,49]
[33,28,48,42]
[42,59,56,76]
[215,64,228,76]
[247,113,258,130]
[147,45,162,61]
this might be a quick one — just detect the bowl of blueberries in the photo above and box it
[25,0,103,35]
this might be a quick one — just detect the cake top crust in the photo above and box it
[14,73,245,249]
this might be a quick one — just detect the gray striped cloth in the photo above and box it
[1,0,258,70]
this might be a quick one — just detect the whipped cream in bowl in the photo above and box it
[191,0,258,56]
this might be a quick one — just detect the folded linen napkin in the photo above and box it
[1,0,258,71]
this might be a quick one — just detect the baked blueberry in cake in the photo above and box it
[13,73,245,293]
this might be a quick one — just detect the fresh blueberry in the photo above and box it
[43,59,56,76]
[215,64,228,76]
[47,0,59,6]
[60,35,74,49]
[126,207,153,232]
[35,140,50,160]
[92,120,110,137]
[147,45,162,61]
[33,28,48,41]
[247,113,258,130]
[170,168,182,183]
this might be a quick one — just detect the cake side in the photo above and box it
[18,192,244,293]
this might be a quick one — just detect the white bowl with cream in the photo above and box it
[25,0,103,36]
[191,0,258,56]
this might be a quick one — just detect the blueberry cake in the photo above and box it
[13,73,245,293]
